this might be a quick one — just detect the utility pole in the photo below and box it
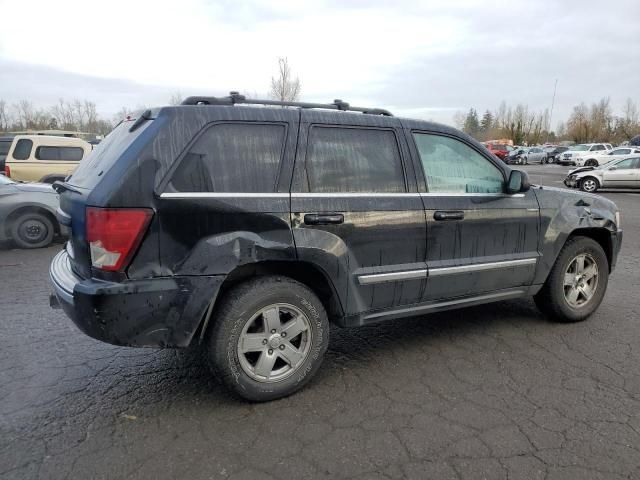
[546,78,558,144]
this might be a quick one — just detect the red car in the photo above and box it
[485,143,512,160]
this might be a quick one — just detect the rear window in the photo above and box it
[35,146,84,161]
[169,123,286,193]
[68,120,146,189]
[12,139,33,160]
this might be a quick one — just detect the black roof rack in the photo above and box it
[180,91,393,116]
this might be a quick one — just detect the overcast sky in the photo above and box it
[0,0,638,127]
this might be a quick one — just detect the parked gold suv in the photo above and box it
[4,135,92,183]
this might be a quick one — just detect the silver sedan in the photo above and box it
[564,156,640,192]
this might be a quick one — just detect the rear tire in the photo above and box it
[534,236,609,322]
[10,212,55,249]
[206,275,330,402]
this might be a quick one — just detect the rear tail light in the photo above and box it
[86,207,153,272]
[4,165,10,177]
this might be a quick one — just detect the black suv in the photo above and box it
[50,93,623,401]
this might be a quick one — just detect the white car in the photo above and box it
[559,143,613,166]
[564,156,640,192]
[587,147,640,166]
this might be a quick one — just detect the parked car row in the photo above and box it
[564,155,640,192]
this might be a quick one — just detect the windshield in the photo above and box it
[569,144,589,151]
[0,175,15,185]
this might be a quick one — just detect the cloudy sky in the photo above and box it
[0,0,638,126]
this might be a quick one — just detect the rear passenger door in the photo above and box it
[158,111,299,276]
[291,112,426,317]
[407,130,540,301]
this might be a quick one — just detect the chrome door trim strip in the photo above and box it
[428,258,537,277]
[420,192,526,198]
[160,192,289,198]
[358,269,427,285]
[161,192,526,199]
[291,192,421,198]
[357,258,537,284]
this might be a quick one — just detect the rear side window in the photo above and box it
[170,123,285,193]
[35,146,84,161]
[12,139,33,160]
[303,126,405,193]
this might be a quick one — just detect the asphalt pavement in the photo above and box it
[1,164,639,479]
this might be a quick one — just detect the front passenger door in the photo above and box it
[602,157,638,188]
[408,131,540,301]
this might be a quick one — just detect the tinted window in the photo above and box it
[304,126,405,193]
[171,123,285,193]
[413,133,504,194]
[591,145,605,151]
[611,149,630,155]
[0,141,11,159]
[69,120,148,189]
[12,139,33,160]
[35,146,84,161]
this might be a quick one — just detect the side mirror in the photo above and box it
[609,166,617,171]
[507,170,530,194]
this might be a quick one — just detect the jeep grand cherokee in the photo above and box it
[50,93,623,401]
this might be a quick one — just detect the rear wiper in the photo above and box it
[52,181,82,195]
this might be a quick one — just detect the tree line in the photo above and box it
[456,97,640,145]
[0,58,303,137]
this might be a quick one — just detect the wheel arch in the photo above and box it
[194,260,345,344]
[567,228,613,273]
[5,205,60,238]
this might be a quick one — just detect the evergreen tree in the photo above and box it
[463,108,480,137]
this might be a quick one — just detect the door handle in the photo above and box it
[304,213,344,225]
[434,210,464,221]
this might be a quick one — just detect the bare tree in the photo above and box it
[169,92,183,106]
[270,57,301,102]
[0,99,9,131]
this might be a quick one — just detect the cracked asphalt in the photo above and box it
[1,165,639,479]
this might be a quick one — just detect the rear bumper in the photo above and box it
[49,250,224,347]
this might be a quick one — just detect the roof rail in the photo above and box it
[180,92,393,116]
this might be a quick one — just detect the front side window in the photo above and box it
[35,146,85,161]
[611,149,630,155]
[591,145,605,151]
[413,133,504,194]
[304,126,405,193]
[613,158,635,169]
[170,123,286,193]
[12,139,33,160]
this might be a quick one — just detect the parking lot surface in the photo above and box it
[1,165,639,479]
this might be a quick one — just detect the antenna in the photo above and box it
[546,79,558,144]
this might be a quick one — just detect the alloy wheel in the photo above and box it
[237,303,312,382]
[563,253,599,308]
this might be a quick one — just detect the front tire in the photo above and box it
[580,176,599,192]
[10,212,55,249]
[585,159,598,167]
[534,236,609,322]
[206,276,330,402]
